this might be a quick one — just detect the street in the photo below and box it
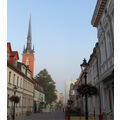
[16,111,65,120]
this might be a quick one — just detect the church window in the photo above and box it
[26,57,29,66]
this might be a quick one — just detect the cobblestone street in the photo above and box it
[16,111,65,120]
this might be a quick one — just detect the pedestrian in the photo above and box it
[7,113,10,120]
[65,107,70,120]
[63,107,64,112]
[67,107,70,120]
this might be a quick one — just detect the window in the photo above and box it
[109,90,112,110]
[9,72,11,83]
[7,94,9,107]
[17,76,19,87]
[23,97,25,107]
[14,58,17,66]
[26,57,29,66]
[7,52,10,60]
[105,30,112,58]
[20,78,22,88]
[13,74,15,85]
[100,40,106,64]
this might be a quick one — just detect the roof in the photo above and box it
[17,61,32,73]
[88,42,99,64]
[91,0,107,27]
[10,51,19,60]
[75,71,84,85]
[8,61,34,84]
[7,42,19,59]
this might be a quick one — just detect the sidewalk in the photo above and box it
[16,111,65,120]
[16,113,39,120]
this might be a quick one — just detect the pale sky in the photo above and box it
[8,0,97,94]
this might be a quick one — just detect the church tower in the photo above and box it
[22,16,34,77]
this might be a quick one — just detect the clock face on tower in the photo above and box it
[26,57,29,66]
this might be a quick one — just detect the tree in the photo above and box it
[35,69,57,104]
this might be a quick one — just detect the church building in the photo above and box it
[22,16,34,77]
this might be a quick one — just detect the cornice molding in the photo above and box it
[91,0,107,27]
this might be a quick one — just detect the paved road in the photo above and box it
[16,111,65,120]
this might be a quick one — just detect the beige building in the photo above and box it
[17,62,34,116]
[87,43,100,119]
[51,90,64,111]
[55,90,64,105]
[7,62,24,118]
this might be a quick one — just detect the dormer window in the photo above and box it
[7,52,9,60]
[14,58,17,66]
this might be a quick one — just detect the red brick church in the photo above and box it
[22,16,34,77]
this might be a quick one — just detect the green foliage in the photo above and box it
[35,69,57,104]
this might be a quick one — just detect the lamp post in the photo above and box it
[13,85,17,120]
[80,58,88,120]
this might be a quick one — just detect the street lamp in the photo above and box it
[80,58,88,120]
[13,85,17,120]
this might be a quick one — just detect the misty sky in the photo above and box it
[8,0,97,94]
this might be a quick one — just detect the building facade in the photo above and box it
[7,43,34,119]
[65,80,75,106]
[87,43,100,119]
[91,0,114,119]
[17,62,34,116]
[33,80,45,113]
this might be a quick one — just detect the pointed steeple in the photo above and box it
[23,15,34,54]
[27,15,32,50]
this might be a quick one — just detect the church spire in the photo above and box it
[27,15,32,50]
[23,15,34,54]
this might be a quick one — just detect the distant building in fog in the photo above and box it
[65,80,75,106]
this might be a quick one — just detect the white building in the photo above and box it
[91,0,114,119]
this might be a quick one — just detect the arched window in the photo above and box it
[26,57,29,66]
